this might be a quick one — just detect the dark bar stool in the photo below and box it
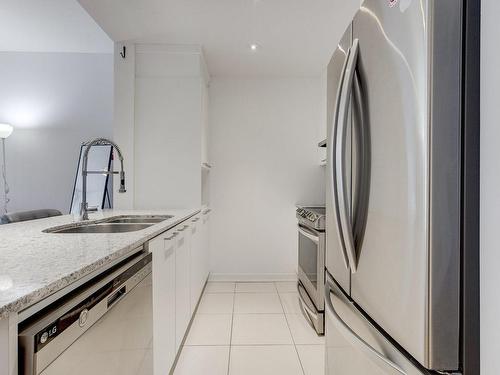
[0,209,62,224]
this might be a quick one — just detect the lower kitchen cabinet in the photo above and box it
[150,211,211,374]
[175,223,192,350]
[201,209,211,283]
[190,215,204,311]
[151,230,176,375]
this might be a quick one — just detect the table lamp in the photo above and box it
[0,123,13,214]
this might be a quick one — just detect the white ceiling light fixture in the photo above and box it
[0,123,13,215]
[249,43,260,52]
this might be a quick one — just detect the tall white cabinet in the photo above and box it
[114,42,212,374]
[113,44,211,209]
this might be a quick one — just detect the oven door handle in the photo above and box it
[298,226,320,244]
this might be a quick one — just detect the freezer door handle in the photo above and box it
[325,278,406,375]
[335,38,360,272]
[328,43,352,270]
[298,290,319,331]
[297,282,324,334]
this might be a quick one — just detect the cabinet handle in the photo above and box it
[164,232,178,241]
[177,225,189,232]
[192,217,200,222]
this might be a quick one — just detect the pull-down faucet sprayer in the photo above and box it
[80,138,126,221]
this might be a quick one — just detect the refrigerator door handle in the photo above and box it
[325,279,406,375]
[335,38,360,272]
[329,44,352,270]
[351,61,371,261]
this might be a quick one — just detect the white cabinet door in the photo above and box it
[189,215,204,311]
[201,210,211,282]
[151,231,176,375]
[175,223,191,350]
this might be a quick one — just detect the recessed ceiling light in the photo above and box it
[250,43,259,51]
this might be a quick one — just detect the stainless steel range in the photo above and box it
[296,206,325,335]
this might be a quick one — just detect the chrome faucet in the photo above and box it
[80,138,126,221]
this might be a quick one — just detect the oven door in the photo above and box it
[297,225,325,311]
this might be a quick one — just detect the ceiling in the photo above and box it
[77,0,359,77]
[0,0,113,53]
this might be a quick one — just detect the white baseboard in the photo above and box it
[209,273,297,282]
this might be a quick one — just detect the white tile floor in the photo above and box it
[173,281,325,375]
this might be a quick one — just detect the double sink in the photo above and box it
[44,215,173,234]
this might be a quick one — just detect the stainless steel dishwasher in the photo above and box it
[18,251,152,375]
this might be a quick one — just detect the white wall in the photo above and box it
[481,0,500,373]
[209,78,325,280]
[0,0,113,54]
[0,52,113,214]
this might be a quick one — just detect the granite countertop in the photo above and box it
[0,208,200,320]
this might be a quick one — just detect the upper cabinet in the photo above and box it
[113,44,210,210]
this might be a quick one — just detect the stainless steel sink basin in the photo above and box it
[104,215,173,224]
[46,223,153,234]
[43,214,174,234]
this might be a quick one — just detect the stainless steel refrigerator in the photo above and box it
[325,0,479,374]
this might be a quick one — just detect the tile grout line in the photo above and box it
[226,283,236,375]
[184,343,302,347]
[275,282,307,375]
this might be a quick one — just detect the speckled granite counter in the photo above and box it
[0,208,199,320]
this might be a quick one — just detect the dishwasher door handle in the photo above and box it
[107,285,126,308]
